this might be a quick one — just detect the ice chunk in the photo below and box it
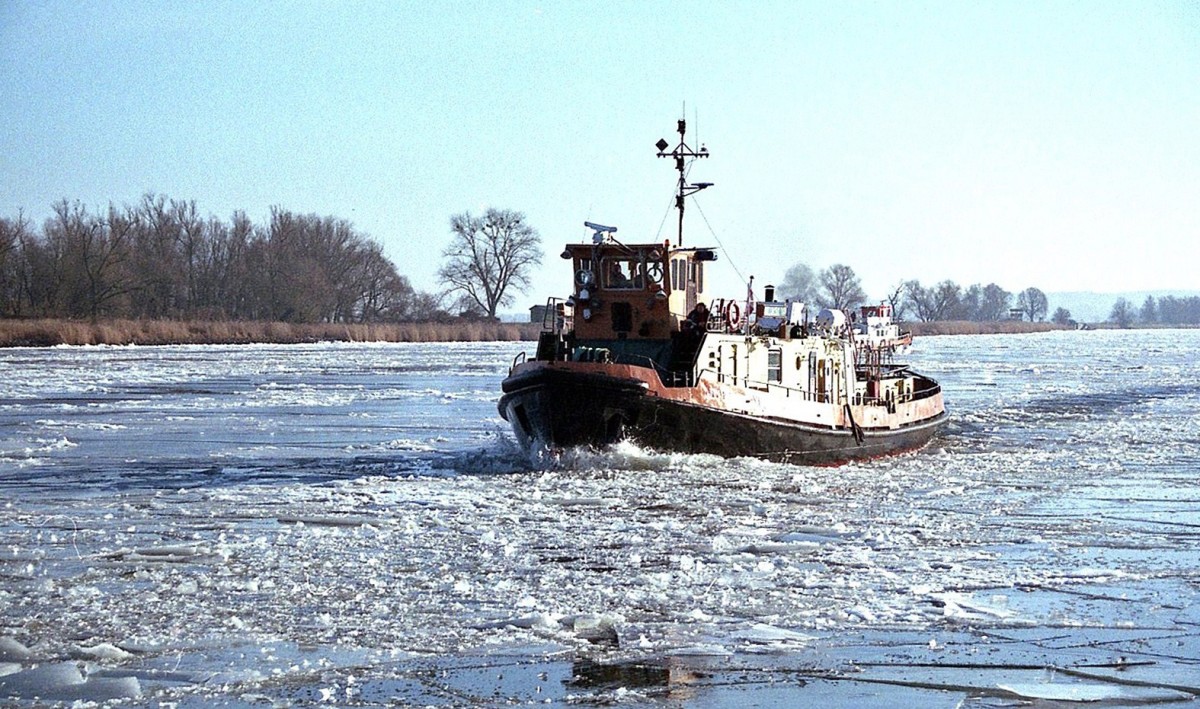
[72,642,134,661]
[775,529,850,544]
[0,662,141,701]
[474,613,561,630]
[570,614,621,646]
[672,643,731,656]
[206,669,267,685]
[931,591,1017,622]
[739,540,821,555]
[998,682,1193,703]
[546,496,618,508]
[114,544,212,562]
[734,623,816,645]
[0,638,32,661]
[845,605,878,623]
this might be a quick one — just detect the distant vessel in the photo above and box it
[499,120,947,465]
[854,302,913,355]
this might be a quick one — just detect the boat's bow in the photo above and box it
[499,360,654,452]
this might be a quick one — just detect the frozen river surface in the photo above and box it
[1,332,1199,706]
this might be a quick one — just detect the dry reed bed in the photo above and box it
[0,319,543,347]
[909,320,1063,336]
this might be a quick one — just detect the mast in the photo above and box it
[655,119,712,246]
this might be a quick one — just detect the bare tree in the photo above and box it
[1139,295,1157,324]
[903,279,967,322]
[134,194,188,317]
[884,280,907,319]
[87,203,137,317]
[814,264,866,313]
[191,215,236,318]
[438,208,542,319]
[1109,298,1134,328]
[904,280,935,322]
[18,223,61,316]
[221,211,257,319]
[263,209,340,322]
[932,280,964,320]
[978,283,1012,321]
[777,261,817,304]
[353,242,416,322]
[410,290,452,322]
[1052,307,1074,325]
[171,200,205,313]
[0,216,20,265]
[44,200,134,319]
[961,284,981,319]
[0,214,30,315]
[1016,287,1048,322]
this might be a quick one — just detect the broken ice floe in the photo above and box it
[0,662,141,702]
[3,336,1200,704]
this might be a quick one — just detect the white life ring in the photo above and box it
[724,301,741,330]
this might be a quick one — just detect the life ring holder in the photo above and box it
[724,301,741,330]
[645,261,664,283]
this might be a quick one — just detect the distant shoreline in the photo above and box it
[909,320,1064,336]
[0,317,1173,347]
[910,321,1197,336]
[0,319,544,347]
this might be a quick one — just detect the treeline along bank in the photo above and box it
[0,195,448,323]
[5,196,1196,333]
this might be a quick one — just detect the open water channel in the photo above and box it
[1,331,1198,706]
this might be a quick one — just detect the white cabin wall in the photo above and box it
[696,333,857,405]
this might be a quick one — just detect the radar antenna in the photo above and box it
[655,118,712,246]
[584,221,618,244]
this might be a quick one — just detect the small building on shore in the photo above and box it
[529,304,549,324]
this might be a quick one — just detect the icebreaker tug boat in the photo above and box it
[498,120,947,465]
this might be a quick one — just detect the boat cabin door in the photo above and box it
[668,248,716,325]
[672,256,705,314]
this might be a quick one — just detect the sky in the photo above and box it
[2,1,1198,312]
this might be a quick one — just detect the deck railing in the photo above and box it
[700,368,941,408]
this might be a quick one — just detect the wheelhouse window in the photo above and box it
[603,258,642,290]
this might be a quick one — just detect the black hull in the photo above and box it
[499,366,946,466]
[499,367,649,451]
[634,397,947,465]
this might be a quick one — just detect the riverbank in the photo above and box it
[0,317,1087,347]
[0,318,544,347]
[908,320,1064,336]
